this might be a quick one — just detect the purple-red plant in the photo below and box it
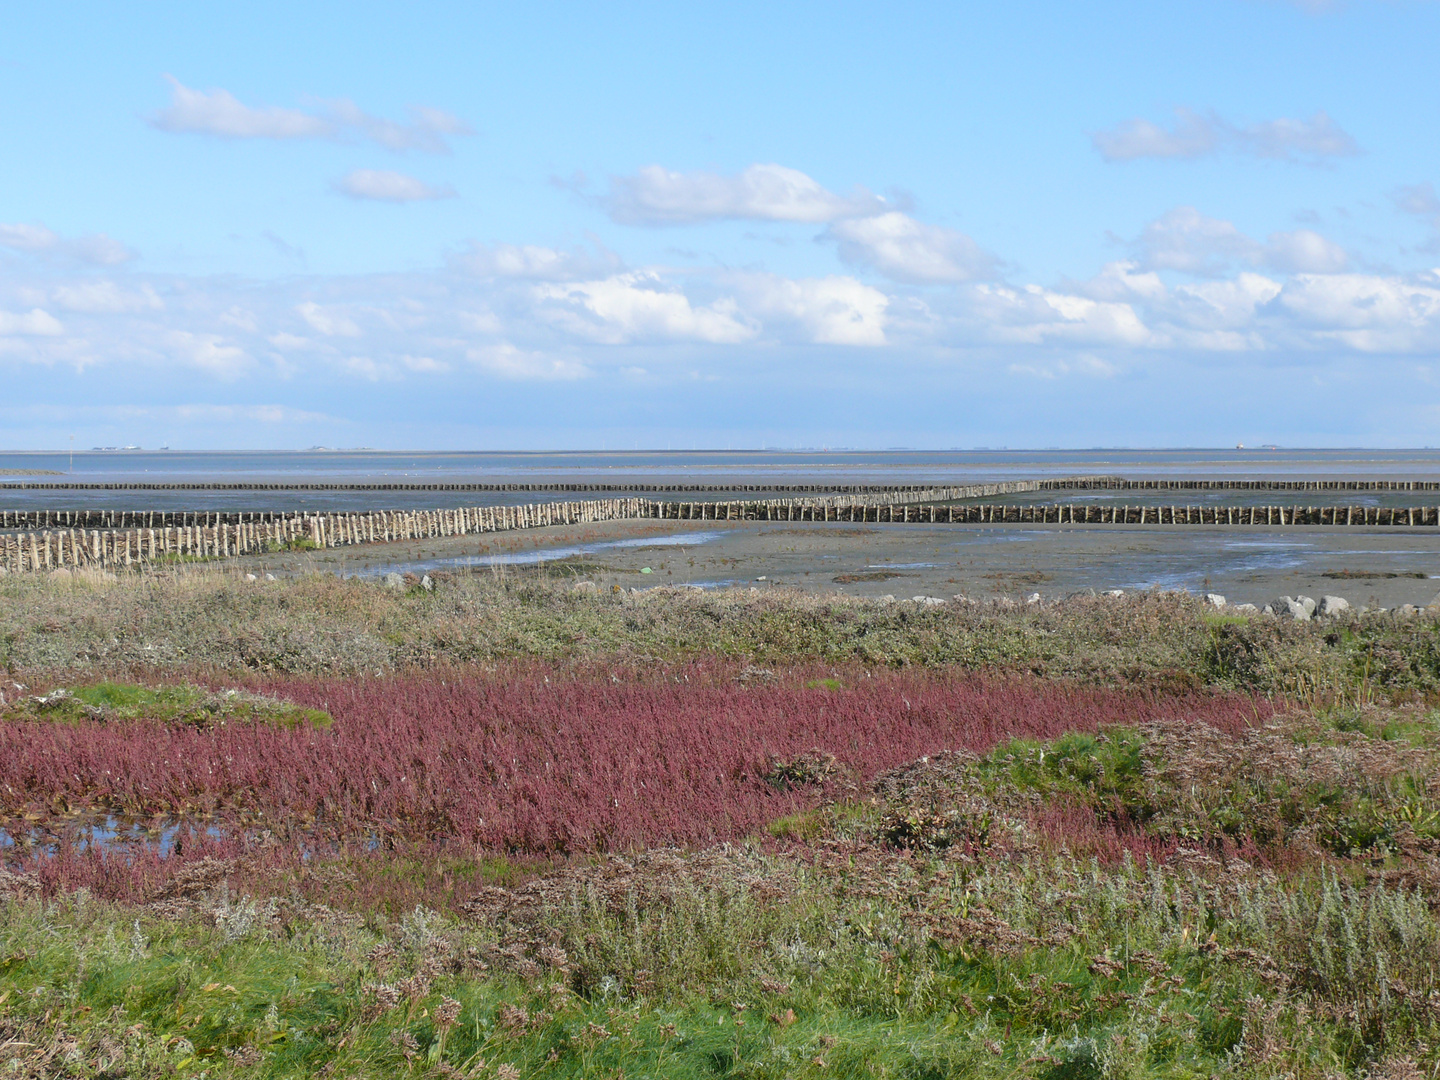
[1,663,1271,856]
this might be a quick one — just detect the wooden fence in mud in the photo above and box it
[0,498,646,574]
[4,493,1440,575]
[645,502,1440,525]
[1040,478,1440,492]
[0,481,1041,531]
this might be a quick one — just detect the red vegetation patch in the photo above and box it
[1,664,1270,856]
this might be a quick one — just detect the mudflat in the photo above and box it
[243,518,1440,609]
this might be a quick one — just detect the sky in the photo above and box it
[3,0,1440,451]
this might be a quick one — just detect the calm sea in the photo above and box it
[2,448,1439,512]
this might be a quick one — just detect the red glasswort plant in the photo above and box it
[2,663,1269,856]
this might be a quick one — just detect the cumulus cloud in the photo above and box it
[334,169,455,202]
[165,330,249,378]
[151,77,472,153]
[963,284,1155,348]
[534,273,757,344]
[1272,272,1440,351]
[0,223,135,265]
[450,239,622,281]
[1093,108,1358,163]
[0,308,64,336]
[1261,228,1348,273]
[296,302,362,337]
[733,274,890,346]
[49,281,163,314]
[1132,207,1348,276]
[468,343,590,380]
[823,212,998,283]
[603,164,889,225]
[1091,108,1220,161]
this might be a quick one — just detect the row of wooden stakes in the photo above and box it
[3,497,1438,574]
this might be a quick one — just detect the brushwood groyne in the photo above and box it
[1040,478,1440,492]
[4,492,1440,574]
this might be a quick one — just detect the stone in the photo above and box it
[1106,589,1125,597]
[382,572,405,590]
[1428,590,1440,611]
[1317,595,1350,617]
[1232,603,1260,614]
[571,580,599,595]
[264,573,276,581]
[1396,604,1419,618]
[245,573,257,581]
[420,575,434,591]
[1205,593,1226,608]
[878,595,895,603]
[1266,596,1311,621]
[1297,595,1317,617]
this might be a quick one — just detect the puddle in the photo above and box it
[2,815,226,858]
[354,531,723,577]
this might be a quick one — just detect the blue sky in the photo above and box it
[3,0,1440,450]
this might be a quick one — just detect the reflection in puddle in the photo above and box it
[2,815,226,858]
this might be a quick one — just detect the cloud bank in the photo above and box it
[1092,108,1359,163]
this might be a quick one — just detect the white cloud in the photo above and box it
[1091,108,1220,162]
[451,240,622,281]
[296,302,362,337]
[0,223,135,265]
[150,77,472,153]
[1093,108,1358,163]
[535,273,757,344]
[1237,112,1359,160]
[1273,272,1440,351]
[1135,207,1258,274]
[401,354,449,373]
[824,212,997,283]
[603,164,888,225]
[468,343,590,380]
[324,100,471,154]
[166,331,249,377]
[1132,207,1348,276]
[335,169,455,202]
[1069,261,1167,302]
[1261,229,1348,273]
[50,281,163,314]
[1009,355,1119,379]
[340,356,396,381]
[964,285,1154,347]
[0,308,63,336]
[735,274,890,346]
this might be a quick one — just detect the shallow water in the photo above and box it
[4,448,1438,512]
[352,530,723,577]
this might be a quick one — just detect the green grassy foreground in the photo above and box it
[3,704,1439,1078]
[3,570,1440,1077]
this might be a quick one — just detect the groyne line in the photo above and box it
[0,482,1038,531]
[3,497,1439,574]
[0,481,1036,495]
[1040,478,1440,491]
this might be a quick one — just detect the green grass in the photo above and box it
[2,680,332,729]
[4,836,1437,1078]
